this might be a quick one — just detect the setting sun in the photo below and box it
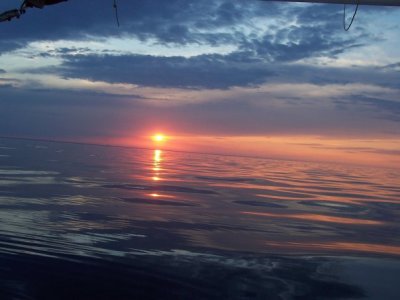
[152,134,166,142]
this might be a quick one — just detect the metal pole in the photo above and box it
[263,0,400,6]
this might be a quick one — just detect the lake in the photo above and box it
[0,137,399,299]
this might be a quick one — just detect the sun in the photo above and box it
[152,134,166,142]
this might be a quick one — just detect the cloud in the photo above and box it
[0,40,25,55]
[251,4,376,63]
[344,95,400,122]
[0,77,19,89]
[0,83,398,140]
[0,0,277,45]
[5,1,386,93]
[247,25,366,63]
[0,1,371,58]
[0,0,399,156]
[379,62,400,71]
[24,50,400,91]
[46,52,274,89]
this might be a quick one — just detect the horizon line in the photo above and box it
[0,135,396,171]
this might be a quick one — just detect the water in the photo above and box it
[0,137,399,299]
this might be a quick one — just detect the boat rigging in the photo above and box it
[1,0,400,30]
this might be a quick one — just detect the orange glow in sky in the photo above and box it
[81,134,400,170]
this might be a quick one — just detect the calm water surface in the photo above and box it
[0,138,399,299]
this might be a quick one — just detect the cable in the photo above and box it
[343,0,360,31]
[113,0,120,27]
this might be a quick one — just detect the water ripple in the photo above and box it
[0,138,399,299]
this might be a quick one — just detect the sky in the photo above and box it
[0,0,399,168]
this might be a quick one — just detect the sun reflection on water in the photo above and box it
[154,149,162,163]
[152,149,162,182]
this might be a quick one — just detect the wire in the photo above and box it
[113,0,120,27]
[343,0,360,31]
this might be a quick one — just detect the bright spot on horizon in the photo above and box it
[152,134,166,142]
[149,193,175,199]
